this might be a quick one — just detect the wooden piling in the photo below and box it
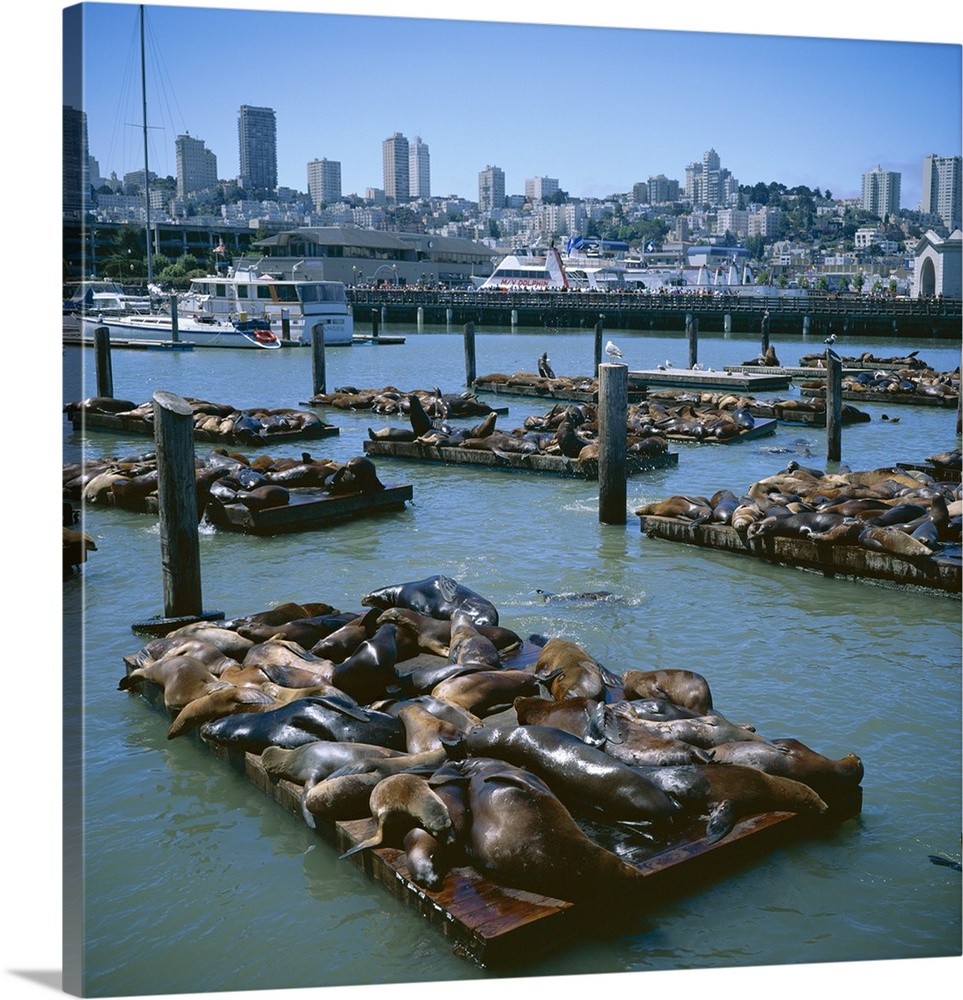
[312,323,327,396]
[686,312,698,368]
[826,350,842,462]
[93,326,113,397]
[417,306,424,330]
[464,322,476,386]
[371,309,380,337]
[152,391,202,619]
[594,315,605,372]
[598,362,628,525]
[169,293,179,343]
[281,308,291,342]
[761,309,771,353]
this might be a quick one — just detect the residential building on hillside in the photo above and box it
[525,176,559,203]
[478,165,506,213]
[63,105,88,219]
[921,154,962,232]
[175,134,218,200]
[307,158,342,210]
[409,136,430,199]
[383,132,410,202]
[861,165,901,219]
[237,105,277,195]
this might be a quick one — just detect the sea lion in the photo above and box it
[237,612,360,648]
[447,610,502,669]
[534,637,608,702]
[339,773,455,858]
[165,684,280,739]
[401,826,454,890]
[858,525,934,559]
[119,654,229,713]
[199,695,407,754]
[301,771,387,825]
[361,574,500,626]
[621,669,713,715]
[710,738,864,800]
[122,636,241,675]
[376,608,522,658]
[635,495,713,521]
[431,669,539,717]
[447,724,679,828]
[396,702,467,753]
[161,623,254,661]
[450,757,646,903]
[310,609,382,663]
[260,740,404,791]
[331,623,400,705]
[611,705,765,749]
[328,456,385,496]
[635,763,829,842]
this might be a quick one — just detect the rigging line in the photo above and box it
[142,7,189,173]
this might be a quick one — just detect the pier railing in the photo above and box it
[347,288,963,338]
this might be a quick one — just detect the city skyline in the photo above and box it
[67,1,962,215]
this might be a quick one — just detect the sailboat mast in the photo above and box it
[139,4,154,283]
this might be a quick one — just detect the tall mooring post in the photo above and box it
[281,308,291,342]
[594,314,606,371]
[94,326,113,397]
[463,322,476,386]
[598,362,628,525]
[761,309,771,355]
[169,292,179,342]
[825,350,842,462]
[152,391,203,619]
[311,323,327,396]
[371,309,380,337]
[686,313,698,368]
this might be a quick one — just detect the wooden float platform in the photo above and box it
[630,368,792,391]
[723,364,863,378]
[124,638,862,968]
[203,485,413,535]
[69,410,340,445]
[473,378,649,404]
[799,386,960,408]
[362,439,678,477]
[637,515,961,597]
[352,333,406,345]
[663,418,778,444]
[63,332,194,351]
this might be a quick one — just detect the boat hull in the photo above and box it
[80,315,283,349]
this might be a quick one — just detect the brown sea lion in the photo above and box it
[431,669,539,717]
[301,771,386,825]
[621,668,713,715]
[310,609,382,663]
[858,525,934,559]
[447,610,502,669]
[534,637,607,701]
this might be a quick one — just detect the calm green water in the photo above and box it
[61,324,960,998]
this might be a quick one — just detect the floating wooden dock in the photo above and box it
[69,410,339,445]
[799,386,959,408]
[637,515,961,597]
[363,439,678,477]
[723,364,863,379]
[63,331,194,351]
[661,418,778,444]
[124,638,862,967]
[473,378,648,404]
[203,485,413,535]
[630,368,792,391]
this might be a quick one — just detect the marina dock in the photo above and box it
[629,368,792,391]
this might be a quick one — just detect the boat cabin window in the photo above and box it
[298,283,347,304]
[256,283,300,303]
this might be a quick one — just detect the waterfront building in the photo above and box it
[479,165,506,213]
[861,165,901,219]
[307,158,342,210]
[238,105,278,195]
[525,176,559,203]
[921,154,962,232]
[175,134,218,200]
[383,132,410,202]
[409,137,430,199]
[912,228,963,298]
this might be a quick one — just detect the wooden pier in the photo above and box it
[473,376,648,404]
[630,368,792,391]
[363,439,679,477]
[799,386,959,408]
[124,637,862,968]
[637,515,962,597]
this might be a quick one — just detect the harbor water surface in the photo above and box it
[62,323,961,997]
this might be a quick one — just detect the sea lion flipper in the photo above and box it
[339,832,383,859]
[705,801,737,843]
[300,788,317,829]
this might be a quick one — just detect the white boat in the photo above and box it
[66,279,156,316]
[476,246,624,291]
[176,265,354,345]
[80,310,283,349]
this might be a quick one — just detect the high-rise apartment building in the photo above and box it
[307,158,342,210]
[175,134,218,200]
[921,154,962,232]
[861,165,901,220]
[237,105,277,195]
[63,105,88,217]
[478,165,505,213]
[383,132,410,202]
[409,136,430,199]
[525,176,559,202]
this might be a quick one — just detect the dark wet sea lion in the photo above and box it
[260,740,404,789]
[612,705,764,749]
[858,525,934,559]
[361,574,499,626]
[310,609,382,663]
[447,610,502,669]
[449,724,678,827]
[331,623,399,705]
[199,695,407,754]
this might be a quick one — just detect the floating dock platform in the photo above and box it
[69,410,339,445]
[473,378,648,404]
[799,386,960,408]
[203,485,413,535]
[124,637,862,967]
[637,515,961,597]
[63,332,194,351]
[363,439,678,477]
[630,368,792,391]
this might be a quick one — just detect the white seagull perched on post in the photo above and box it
[605,339,623,360]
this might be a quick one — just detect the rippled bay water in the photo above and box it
[59,323,960,998]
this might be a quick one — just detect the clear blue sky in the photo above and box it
[66,0,962,212]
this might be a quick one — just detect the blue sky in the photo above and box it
[65,0,962,212]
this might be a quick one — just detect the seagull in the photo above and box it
[824,333,837,345]
[605,340,623,360]
[665,359,675,368]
